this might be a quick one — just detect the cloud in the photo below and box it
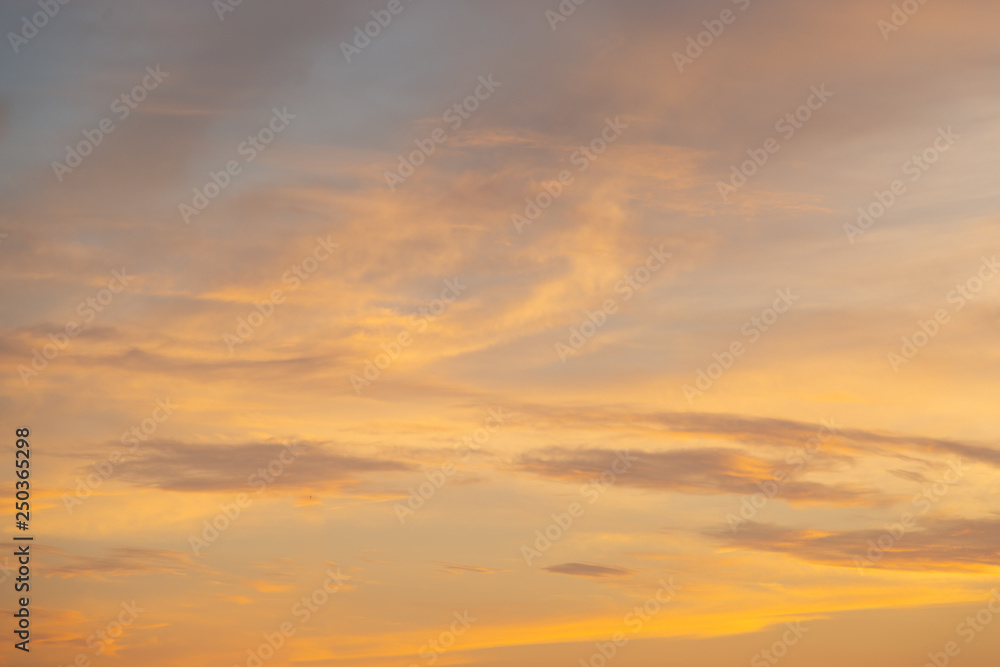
[112,440,414,493]
[543,562,634,578]
[515,446,879,506]
[516,406,1000,470]
[440,562,495,575]
[45,546,207,580]
[713,517,1000,572]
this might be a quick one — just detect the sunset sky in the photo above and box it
[2,1,1000,665]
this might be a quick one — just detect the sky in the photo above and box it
[1,0,1000,665]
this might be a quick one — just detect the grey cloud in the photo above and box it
[713,517,1000,571]
[543,562,634,578]
[515,445,878,505]
[113,440,414,493]
[45,545,208,579]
